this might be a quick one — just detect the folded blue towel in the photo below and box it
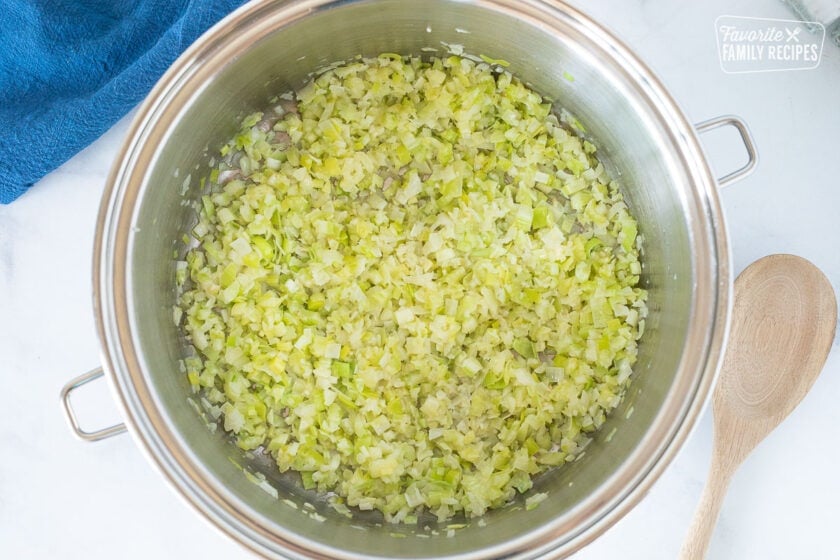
[0,0,246,204]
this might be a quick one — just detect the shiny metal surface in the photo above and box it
[60,367,127,442]
[92,0,735,557]
[694,115,758,188]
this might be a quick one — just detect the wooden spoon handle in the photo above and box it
[679,454,736,560]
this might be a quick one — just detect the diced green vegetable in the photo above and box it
[513,338,537,360]
[176,53,647,525]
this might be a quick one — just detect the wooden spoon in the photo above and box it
[679,254,837,560]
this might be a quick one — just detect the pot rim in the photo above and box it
[93,0,731,558]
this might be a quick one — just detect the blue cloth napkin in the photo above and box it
[0,0,246,204]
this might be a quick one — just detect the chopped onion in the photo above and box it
[177,54,648,523]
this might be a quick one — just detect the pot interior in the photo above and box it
[117,0,722,557]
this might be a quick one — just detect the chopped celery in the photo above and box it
[479,54,511,67]
[512,338,537,360]
[176,53,647,525]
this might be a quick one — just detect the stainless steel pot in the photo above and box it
[61,0,757,558]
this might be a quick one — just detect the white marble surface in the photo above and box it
[1,0,839,558]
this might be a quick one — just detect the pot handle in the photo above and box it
[695,115,758,188]
[60,367,127,442]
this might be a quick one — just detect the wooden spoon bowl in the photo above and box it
[680,254,837,559]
